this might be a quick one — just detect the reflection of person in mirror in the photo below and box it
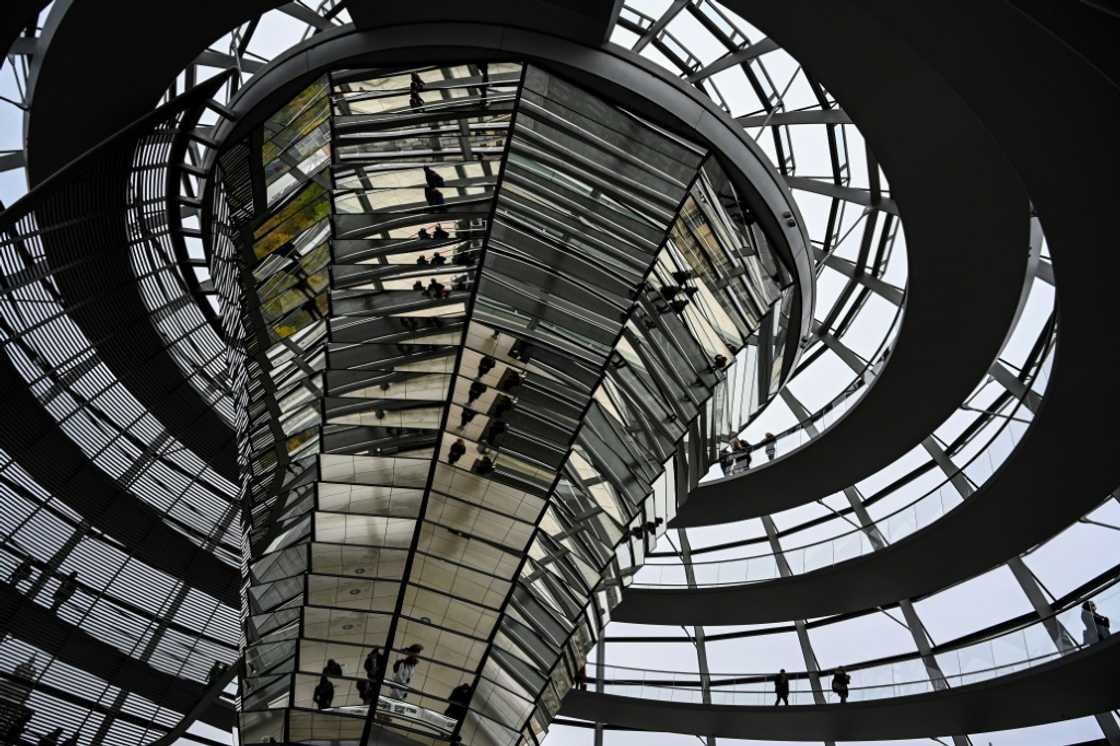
[313,675,334,709]
[389,644,423,700]
[478,355,496,378]
[448,438,466,465]
[409,72,425,108]
[445,683,472,720]
[423,166,444,189]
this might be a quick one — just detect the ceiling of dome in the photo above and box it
[0,1,1117,745]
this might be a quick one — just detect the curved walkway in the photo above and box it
[43,227,239,482]
[0,84,242,607]
[0,0,1114,742]
[615,335,1106,624]
[0,583,234,732]
[23,0,274,182]
[596,565,1120,701]
[616,0,1120,622]
[27,72,238,482]
[560,634,1120,741]
[0,350,240,607]
[8,0,1116,628]
[671,0,1031,526]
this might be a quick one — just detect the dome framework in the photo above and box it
[0,2,1117,746]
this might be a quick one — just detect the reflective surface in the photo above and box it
[215,61,795,745]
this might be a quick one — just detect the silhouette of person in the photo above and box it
[445,682,472,720]
[832,667,850,703]
[7,557,33,586]
[448,438,467,465]
[774,669,790,706]
[313,675,334,710]
[424,166,444,188]
[478,355,496,378]
[51,571,79,610]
